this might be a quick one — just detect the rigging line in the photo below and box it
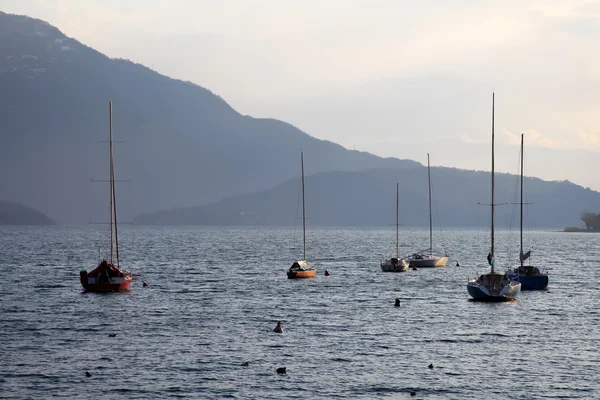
[505,148,521,265]
[477,202,479,237]
[524,172,533,255]
[293,174,302,253]
[429,177,445,253]
[512,146,523,264]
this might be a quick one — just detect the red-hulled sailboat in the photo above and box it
[80,101,132,292]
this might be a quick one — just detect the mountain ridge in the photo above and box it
[0,11,419,224]
[1,11,595,228]
[0,200,55,225]
[134,165,599,228]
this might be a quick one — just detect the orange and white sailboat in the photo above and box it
[80,101,133,292]
[287,152,316,279]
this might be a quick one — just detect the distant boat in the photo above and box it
[407,154,448,268]
[381,183,409,272]
[287,152,316,279]
[506,134,549,290]
[80,101,133,292]
[467,93,521,301]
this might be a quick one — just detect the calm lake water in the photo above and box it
[1,226,598,399]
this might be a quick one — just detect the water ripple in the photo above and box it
[0,226,598,399]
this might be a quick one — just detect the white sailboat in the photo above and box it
[467,93,521,301]
[381,183,409,272]
[287,152,317,279]
[408,154,448,268]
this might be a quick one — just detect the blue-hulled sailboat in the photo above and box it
[506,134,549,290]
[467,93,521,302]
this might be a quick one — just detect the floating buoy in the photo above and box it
[85,371,92,377]
[411,266,418,271]
[274,321,283,333]
[276,367,287,374]
[394,298,401,307]
[428,363,434,369]
[108,333,116,337]
[143,282,149,287]
[456,262,460,267]
[324,270,330,276]
[410,391,416,396]
[242,362,249,367]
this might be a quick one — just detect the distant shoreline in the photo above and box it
[563,227,600,233]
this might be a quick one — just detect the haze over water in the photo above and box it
[1,226,598,399]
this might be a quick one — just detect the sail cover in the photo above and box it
[520,250,531,262]
[291,260,310,270]
[87,260,128,277]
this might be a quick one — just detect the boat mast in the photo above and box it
[520,133,524,268]
[427,153,432,254]
[110,101,120,267]
[109,101,114,265]
[491,93,495,274]
[301,152,306,261]
[396,182,399,257]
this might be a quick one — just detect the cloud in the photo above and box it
[495,128,600,152]
[578,131,600,146]
[498,129,523,146]
[576,1,600,17]
[460,133,486,144]
[532,1,600,36]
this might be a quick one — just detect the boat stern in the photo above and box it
[287,269,317,279]
[80,270,89,290]
[510,275,548,290]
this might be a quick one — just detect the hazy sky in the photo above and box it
[2,0,600,190]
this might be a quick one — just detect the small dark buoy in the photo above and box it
[108,333,116,337]
[411,266,418,271]
[85,371,92,377]
[274,321,283,333]
[143,282,149,287]
[394,298,400,307]
[410,391,416,396]
[324,270,330,276]
[456,262,460,267]
[276,367,287,374]
[242,362,249,367]
[428,363,434,369]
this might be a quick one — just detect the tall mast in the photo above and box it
[109,101,114,265]
[520,133,524,268]
[491,93,495,274]
[427,153,432,254]
[301,152,306,261]
[396,182,399,257]
[111,102,120,267]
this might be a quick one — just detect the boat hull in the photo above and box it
[80,271,132,292]
[287,269,317,279]
[507,266,548,290]
[408,256,448,268]
[467,280,521,302]
[380,258,408,272]
[507,274,548,290]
